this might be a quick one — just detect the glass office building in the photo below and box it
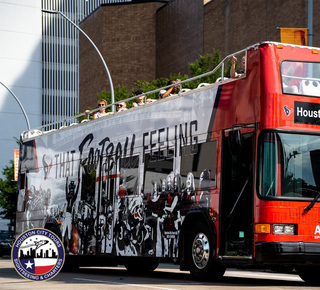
[41,0,133,127]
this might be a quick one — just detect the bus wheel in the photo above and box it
[45,222,61,240]
[187,223,225,281]
[62,256,80,272]
[125,257,160,273]
[297,266,320,285]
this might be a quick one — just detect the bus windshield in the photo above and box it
[281,61,320,96]
[259,132,320,199]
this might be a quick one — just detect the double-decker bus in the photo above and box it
[16,42,320,284]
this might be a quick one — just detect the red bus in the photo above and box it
[16,42,320,284]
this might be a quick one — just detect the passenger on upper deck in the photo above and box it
[230,55,245,78]
[132,89,153,107]
[283,66,299,94]
[159,79,181,99]
[117,102,128,112]
[85,99,108,119]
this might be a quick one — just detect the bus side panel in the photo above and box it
[17,86,223,258]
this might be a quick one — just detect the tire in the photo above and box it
[45,221,62,240]
[62,256,80,272]
[297,266,320,285]
[45,222,79,272]
[125,257,160,273]
[187,223,225,281]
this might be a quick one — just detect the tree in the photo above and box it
[90,50,230,110]
[133,73,188,100]
[98,84,131,109]
[97,74,188,108]
[0,160,17,230]
[187,49,231,88]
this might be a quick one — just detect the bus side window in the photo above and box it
[180,141,217,196]
[17,173,26,212]
[120,155,139,196]
[143,152,174,196]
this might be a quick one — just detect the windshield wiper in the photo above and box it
[304,189,320,214]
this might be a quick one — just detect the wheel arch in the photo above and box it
[179,209,217,271]
[44,218,62,240]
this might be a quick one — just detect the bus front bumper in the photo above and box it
[255,241,320,265]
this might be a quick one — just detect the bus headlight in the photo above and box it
[273,224,295,235]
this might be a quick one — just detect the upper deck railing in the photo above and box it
[21,47,248,141]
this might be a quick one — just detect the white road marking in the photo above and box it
[74,278,180,290]
[225,270,303,281]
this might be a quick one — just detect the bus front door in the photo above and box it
[219,129,254,259]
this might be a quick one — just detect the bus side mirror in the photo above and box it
[228,130,242,155]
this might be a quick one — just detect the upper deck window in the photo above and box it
[281,61,320,97]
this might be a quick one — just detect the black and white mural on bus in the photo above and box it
[16,86,219,258]
[17,148,216,258]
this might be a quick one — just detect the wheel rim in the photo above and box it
[191,232,210,269]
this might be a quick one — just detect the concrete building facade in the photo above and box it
[0,1,42,172]
[0,0,42,230]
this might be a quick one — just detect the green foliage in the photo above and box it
[134,77,168,100]
[98,85,131,109]
[133,73,189,100]
[189,51,221,76]
[88,49,231,111]
[96,74,189,108]
[0,160,16,228]
[187,49,230,88]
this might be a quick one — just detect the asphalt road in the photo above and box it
[0,257,310,290]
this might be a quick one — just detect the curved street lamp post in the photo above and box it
[0,81,30,130]
[42,9,115,112]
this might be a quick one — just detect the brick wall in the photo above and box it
[79,0,320,112]
[79,9,104,112]
[79,2,163,112]
[204,0,320,58]
[155,0,204,79]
